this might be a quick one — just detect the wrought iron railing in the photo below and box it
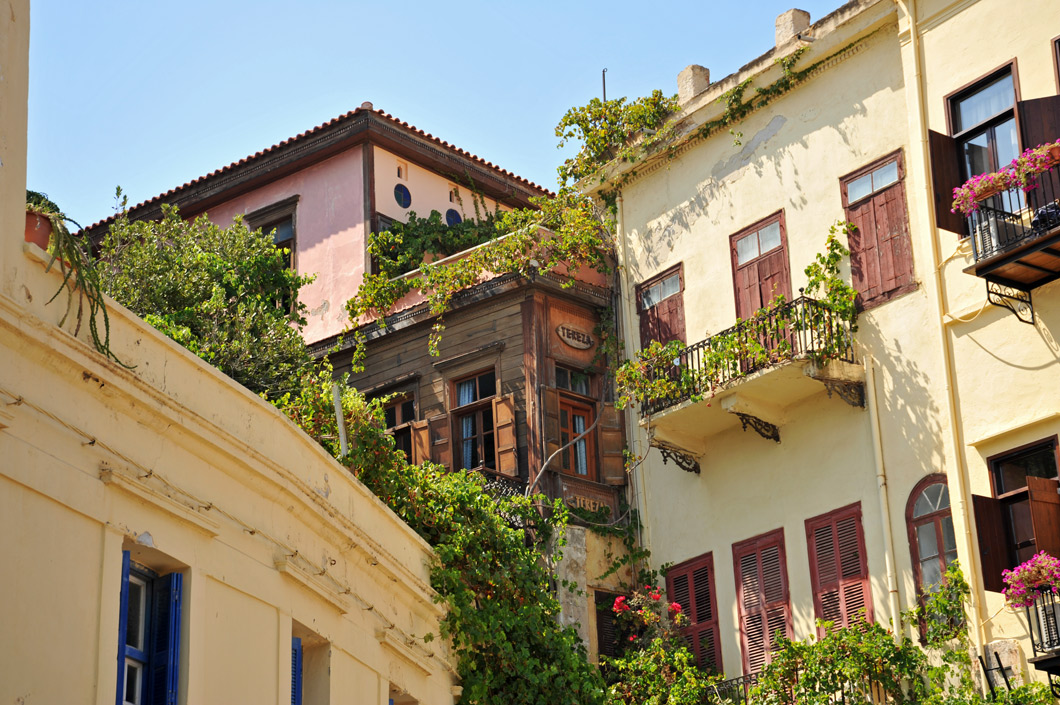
[706,672,759,704]
[1026,590,1060,655]
[966,162,1060,262]
[643,296,857,415]
[705,669,894,704]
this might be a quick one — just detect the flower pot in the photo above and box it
[24,211,51,249]
[1049,145,1060,162]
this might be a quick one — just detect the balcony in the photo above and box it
[642,296,862,465]
[963,162,1060,324]
[1025,590,1060,697]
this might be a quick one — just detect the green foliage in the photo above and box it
[555,90,680,188]
[347,186,613,364]
[272,363,607,705]
[99,205,313,395]
[26,190,126,366]
[372,208,501,276]
[803,221,859,334]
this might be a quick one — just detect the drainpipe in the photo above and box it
[614,194,654,558]
[865,357,904,637]
[896,0,986,652]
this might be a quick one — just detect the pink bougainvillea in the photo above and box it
[1002,551,1060,608]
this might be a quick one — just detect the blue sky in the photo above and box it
[29,1,843,228]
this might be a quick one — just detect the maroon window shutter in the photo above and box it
[878,181,914,292]
[847,199,879,304]
[594,591,620,659]
[1028,476,1060,560]
[734,530,790,675]
[757,247,792,307]
[928,130,967,236]
[428,413,451,471]
[973,494,1008,593]
[598,403,626,486]
[667,554,722,673]
[806,504,873,633]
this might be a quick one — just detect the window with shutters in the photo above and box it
[558,397,595,481]
[452,369,498,472]
[907,475,958,597]
[291,624,328,705]
[806,503,873,632]
[246,196,299,271]
[594,590,623,659]
[840,152,915,309]
[733,529,791,675]
[381,393,416,460]
[117,551,182,705]
[666,552,722,674]
[729,212,792,320]
[636,264,685,347]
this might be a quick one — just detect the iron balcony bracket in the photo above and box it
[732,412,780,443]
[987,281,1035,325]
[823,379,866,408]
[651,439,701,474]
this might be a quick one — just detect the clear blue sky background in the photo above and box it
[29,0,843,228]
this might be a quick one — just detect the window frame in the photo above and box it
[728,210,791,320]
[839,150,916,309]
[1053,36,1060,95]
[635,263,686,347]
[987,436,1060,568]
[943,60,1023,182]
[245,195,300,272]
[117,551,182,705]
[450,368,499,472]
[906,474,957,600]
[556,394,596,481]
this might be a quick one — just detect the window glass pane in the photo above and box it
[659,273,681,300]
[457,380,476,406]
[961,130,993,178]
[270,218,294,247]
[847,173,873,203]
[954,73,1014,132]
[736,233,759,265]
[1008,499,1034,546]
[995,444,1058,494]
[921,557,943,591]
[758,222,782,255]
[384,406,396,429]
[572,372,590,396]
[478,371,496,400]
[483,430,495,469]
[556,367,569,389]
[573,414,588,475]
[641,282,659,309]
[917,522,940,560]
[124,660,142,705]
[872,161,899,191]
[401,399,415,422]
[995,116,1020,166]
[942,516,956,553]
[126,578,145,651]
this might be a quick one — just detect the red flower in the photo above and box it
[669,601,682,614]
[629,635,636,641]
[650,592,661,601]
[613,595,630,613]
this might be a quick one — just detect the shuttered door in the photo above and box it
[666,553,721,673]
[733,530,790,675]
[806,503,873,633]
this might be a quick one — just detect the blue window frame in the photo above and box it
[394,184,412,209]
[117,551,182,705]
[445,208,462,226]
[291,637,303,705]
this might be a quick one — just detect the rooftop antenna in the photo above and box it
[602,68,608,103]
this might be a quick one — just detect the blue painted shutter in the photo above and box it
[291,637,303,705]
[149,573,182,705]
[116,551,131,705]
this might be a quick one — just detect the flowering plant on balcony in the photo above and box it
[1010,139,1060,193]
[1002,550,1060,608]
[951,168,1019,215]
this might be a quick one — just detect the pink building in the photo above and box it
[85,103,549,345]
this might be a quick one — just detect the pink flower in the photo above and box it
[669,602,682,614]
[628,635,636,641]
[613,595,630,613]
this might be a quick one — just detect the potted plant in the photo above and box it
[24,190,128,367]
[1010,140,1060,192]
[1003,551,1060,652]
[951,168,1019,215]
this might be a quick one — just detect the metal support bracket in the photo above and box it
[823,380,866,408]
[732,412,780,443]
[650,439,701,474]
[987,281,1035,325]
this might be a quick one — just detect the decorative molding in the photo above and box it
[650,439,701,474]
[823,380,866,408]
[433,340,506,370]
[986,282,1034,325]
[274,554,351,615]
[732,412,781,443]
[99,461,220,537]
[244,194,300,228]
[375,628,434,675]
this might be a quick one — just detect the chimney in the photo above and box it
[678,65,711,104]
[775,9,811,46]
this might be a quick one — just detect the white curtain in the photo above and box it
[457,381,476,469]
[573,414,587,475]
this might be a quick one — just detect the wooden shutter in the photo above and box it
[928,130,967,235]
[149,572,182,705]
[542,387,561,462]
[116,551,131,705]
[492,395,518,477]
[667,553,722,673]
[806,504,873,633]
[291,637,303,705]
[659,294,686,344]
[731,222,791,320]
[1028,476,1060,560]
[1018,96,1060,211]
[428,414,451,470]
[973,494,1007,593]
[598,403,626,486]
[734,530,790,675]
[594,591,620,659]
[847,179,913,306]
[410,419,430,466]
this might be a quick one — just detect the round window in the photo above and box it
[445,209,462,226]
[394,184,412,209]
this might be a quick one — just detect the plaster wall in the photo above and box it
[206,146,366,345]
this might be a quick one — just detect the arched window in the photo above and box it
[907,474,957,594]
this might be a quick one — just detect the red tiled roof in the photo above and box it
[84,106,552,232]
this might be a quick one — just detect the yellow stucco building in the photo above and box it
[605,0,1060,694]
[0,3,458,704]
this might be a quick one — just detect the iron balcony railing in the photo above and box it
[705,669,895,704]
[1026,590,1060,656]
[966,162,1060,262]
[707,672,759,704]
[643,296,857,415]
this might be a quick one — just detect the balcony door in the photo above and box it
[730,211,792,320]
